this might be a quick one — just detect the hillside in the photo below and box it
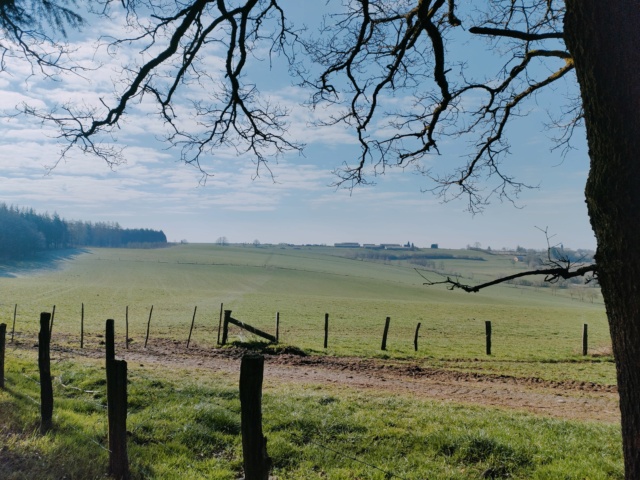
[0,243,608,362]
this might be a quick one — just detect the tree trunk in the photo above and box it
[564,2,640,477]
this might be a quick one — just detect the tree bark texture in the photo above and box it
[565,2,640,477]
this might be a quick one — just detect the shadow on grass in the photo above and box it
[0,248,89,278]
[1,383,110,480]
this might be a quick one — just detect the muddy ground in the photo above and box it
[17,333,619,424]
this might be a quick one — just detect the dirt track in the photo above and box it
[36,336,619,424]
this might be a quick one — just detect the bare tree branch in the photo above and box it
[419,227,597,292]
[418,263,597,292]
[300,0,575,211]
[20,0,303,177]
[468,26,563,41]
[0,0,85,74]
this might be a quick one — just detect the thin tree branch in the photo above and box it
[469,26,563,41]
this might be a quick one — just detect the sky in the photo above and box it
[0,2,596,250]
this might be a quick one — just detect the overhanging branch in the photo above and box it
[469,26,563,41]
[418,263,597,292]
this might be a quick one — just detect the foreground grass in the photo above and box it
[0,351,623,479]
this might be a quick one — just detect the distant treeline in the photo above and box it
[0,203,167,259]
[349,250,485,266]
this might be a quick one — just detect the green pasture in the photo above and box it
[0,245,622,479]
[0,352,623,479]
[0,244,612,383]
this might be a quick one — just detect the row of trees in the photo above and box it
[0,204,167,259]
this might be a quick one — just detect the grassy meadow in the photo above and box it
[0,244,622,479]
[1,244,612,381]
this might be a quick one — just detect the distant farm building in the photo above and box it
[334,242,361,248]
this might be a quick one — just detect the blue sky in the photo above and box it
[0,2,595,249]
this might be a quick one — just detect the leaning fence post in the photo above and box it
[11,304,16,343]
[221,310,232,345]
[485,320,492,355]
[217,303,224,345]
[144,305,153,348]
[187,306,197,348]
[0,323,6,389]
[240,354,272,480]
[414,322,421,352]
[582,323,588,356]
[381,316,391,351]
[324,313,329,349]
[39,312,53,433]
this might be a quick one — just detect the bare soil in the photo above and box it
[16,334,620,424]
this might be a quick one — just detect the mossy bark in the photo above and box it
[565,1,640,477]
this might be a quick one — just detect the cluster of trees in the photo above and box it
[349,250,485,266]
[0,204,167,259]
[514,246,595,269]
[68,221,167,248]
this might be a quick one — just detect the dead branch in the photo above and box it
[418,263,597,292]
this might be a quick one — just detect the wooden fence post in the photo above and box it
[414,322,421,352]
[275,312,280,344]
[109,359,130,480]
[187,306,197,348]
[144,305,153,348]
[240,354,271,480]
[0,323,6,389]
[11,304,16,343]
[39,312,53,433]
[80,303,84,349]
[381,316,391,351]
[221,310,232,345]
[106,319,116,457]
[582,323,588,356]
[324,313,329,349]
[125,306,129,350]
[485,320,492,356]
[49,305,56,336]
[106,319,115,364]
[217,303,224,345]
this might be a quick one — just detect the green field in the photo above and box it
[0,244,622,479]
[1,244,611,381]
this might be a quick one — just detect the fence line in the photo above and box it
[0,307,600,479]
[4,301,597,358]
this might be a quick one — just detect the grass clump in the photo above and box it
[431,431,533,478]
